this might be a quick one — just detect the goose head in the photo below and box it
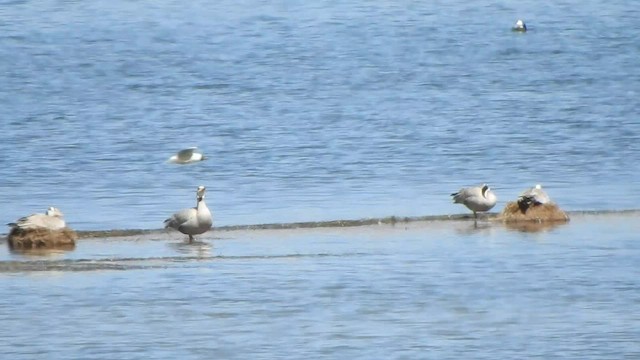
[481,184,491,197]
[196,186,206,201]
[46,207,64,218]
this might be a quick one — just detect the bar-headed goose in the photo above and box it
[164,186,213,243]
[8,207,66,231]
[451,184,498,218]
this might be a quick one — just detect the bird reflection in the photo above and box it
[454,220,496,235]
[9,245,75,257]
[503,221,567,233]
[168,240,213,258]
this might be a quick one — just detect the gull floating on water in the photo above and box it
[167,147,206,164]
[451,184,498,219]
[164,186,213,243]
[518,184,551,207]
[7,207,66,230]
[512,19,527,32]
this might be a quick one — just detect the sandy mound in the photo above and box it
[8,227,77,250]
[500,202,569,223]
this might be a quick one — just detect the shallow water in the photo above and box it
[1,214,639,359]
[1,0,640,230]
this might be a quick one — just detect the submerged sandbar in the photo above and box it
[49,209,640,240]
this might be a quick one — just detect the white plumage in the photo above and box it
[167,147,206,164]
[518,184,551,207]
[513,19,527,32]
[8,207,66,230]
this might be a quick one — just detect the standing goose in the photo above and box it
[451,184,498,219]
[164,186,213,243]
[167,147,206,164]
[8,206,66,230]
[518,184,551,207]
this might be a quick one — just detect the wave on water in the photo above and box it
[0,252,370,273]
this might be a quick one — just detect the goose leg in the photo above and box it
[188,235,194,243]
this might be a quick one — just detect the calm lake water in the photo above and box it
[1,0,639,358]
[1,214,639,359]
[1,0,639,230]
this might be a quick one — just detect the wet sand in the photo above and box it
[1,210,638,272]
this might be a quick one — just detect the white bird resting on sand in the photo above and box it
[167,147,206,164]
[518,184,551,207]
[164,185,213,243]
[7,207,66,230]
[451,184,498,219]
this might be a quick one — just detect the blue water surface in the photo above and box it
[1,0,638,231]
[0,215,639,359]
[1,1,640,358]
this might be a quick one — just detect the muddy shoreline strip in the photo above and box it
[47,209,640,239]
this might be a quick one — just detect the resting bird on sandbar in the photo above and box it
[518,184,551,207]
[7,207,76,250]
[451,184,498,219]
[164,186,213,243]
[8,207,66,230]
[167,147,206,164]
